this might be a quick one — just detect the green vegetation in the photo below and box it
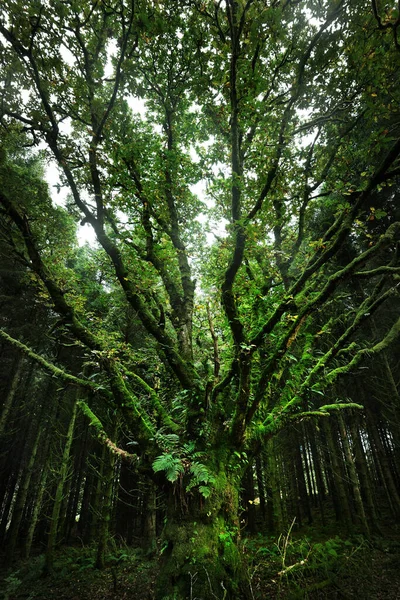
[0,0,400,598]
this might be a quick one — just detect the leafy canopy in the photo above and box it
[0,0,400,486]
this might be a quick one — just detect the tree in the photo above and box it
[1,0,400,597]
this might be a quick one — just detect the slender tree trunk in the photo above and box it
[308,425,327,526]
[45,398,78,573]
[24,465,49,559]
[0,357,23,438]
[96,422,118,569]
[141,480,157,552]
[242,464,257,533]
[0,431,28,547]
[22,434,52,558]
[348,415,380,533]
[322,419,352,529]
[65,423,90,542]
[89,444,107,543]
[255,455,266,522]
[6,421,43,563]
[267,439,283,532]
[78,469,94,542]
[366,410,400,516]
[337,414,369,535]
[298,428,314,522]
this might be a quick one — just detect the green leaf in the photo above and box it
[199,485,211,498]
[152,453,184,482]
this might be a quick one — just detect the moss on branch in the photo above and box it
[123,368,179,432]
[326,316,400,383]
[0,329,98,392]
[77,400,138,462]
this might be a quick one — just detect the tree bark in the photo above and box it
[337,414,369,535]
[366,409,400,516]
[0,356,24,438]
[156,471,251,600]
[45,398,78,573]
[6,420,43,563]
[322,418,353,529]
[348,415,380,533]
[96,421,118,569]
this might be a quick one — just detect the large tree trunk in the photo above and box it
[156,471,251,600]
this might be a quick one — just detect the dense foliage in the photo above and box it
[0,0,400,598]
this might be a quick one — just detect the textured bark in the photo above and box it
[23,465,48,559]
[322,419,352,529]
[45,398,78,573]
[337,414,369,535]
[367,410,400,516]
[156,472,251,600]
[142,481,157,552]
[6,421,43,563]
[255,455,266,522]
[308,425,327,525]
[96,438,117,569]
[0,357,23,438]
[293,430,313,526]
[267,439,283,532]
[89,445,107,543]
[349,416,380,532]
[241,465,257,534]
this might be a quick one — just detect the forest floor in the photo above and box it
[1,525,400,600]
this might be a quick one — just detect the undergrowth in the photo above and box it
[243,521,368,599]
[2,527,399,599]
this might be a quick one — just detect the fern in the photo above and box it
[155,431,180,451]
[189,461,212,484]
[186,461,216,495]
[152,453,184,482]
[199,486,211,498]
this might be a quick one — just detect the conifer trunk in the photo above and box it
[45,398,78,573]
[24,465,48,559]
[6,421,43,563]
[366,410,400,516]
[337,414,369,535]
[267,439,283,532]
[322,419,353,529]
[96,421,117,569]
[348,416,379,533]
[0,357,23,438]
[142,480,157,552]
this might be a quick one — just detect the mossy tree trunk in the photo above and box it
[337,414,369,535]
[0,356,23,438]
[156,470,251,600]
[45,397,78,574]
[142,480,157,553]
[96,421,118,569]
[6,420,43,563]
[267,439,283,532]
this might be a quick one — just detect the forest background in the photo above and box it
[0,0,400,598]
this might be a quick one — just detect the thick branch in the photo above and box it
[77,400,139,463]
[0,329,98,392]
[326,315,400,383]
